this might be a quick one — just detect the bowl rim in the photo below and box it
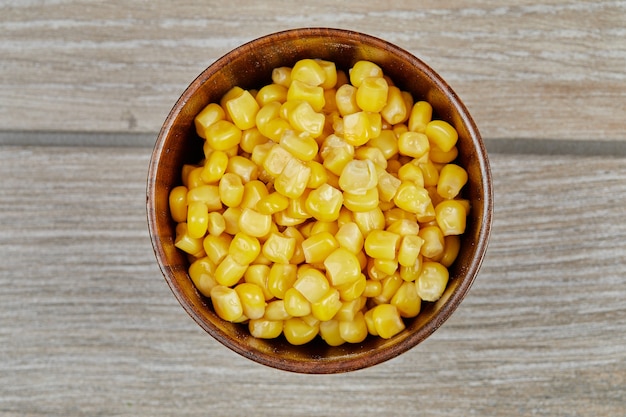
[147,27,493,374]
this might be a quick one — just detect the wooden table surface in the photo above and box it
[1,1,625,416]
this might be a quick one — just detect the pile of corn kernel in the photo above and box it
[169,59,469,346]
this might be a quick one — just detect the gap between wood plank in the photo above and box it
[1,130,625,157]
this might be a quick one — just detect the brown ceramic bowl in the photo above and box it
[147,28,493,374]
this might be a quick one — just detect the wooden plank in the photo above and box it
[0,144,625,415]
[1,1,625,141]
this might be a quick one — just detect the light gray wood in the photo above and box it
[1,145,624,416]
[1,1,625,142]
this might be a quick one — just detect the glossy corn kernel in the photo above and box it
[169,185,188,223]
[319,320,345,346]
[271,66,292,87]
[223,88,259,130]
[301,231,339,264]
[418,225,445,259]
[393,181,432,215]
[287,79,325,112]
[195,102,226,139]
[425,120,458,152]
[287,101,326,138]
[226,155,259,183]
[286,192,311,220]
[397,131,430,159]
[371,303,405,339]
[352,207,385,237]
[335,83,359,116]
[391,281,421,318]
[416,261,449,302]
[374,274,403,304]
[239,180,269,210]
[398,234,425,267]
[408,100,433,133]
[377,170,401,203]
[435,200,467,236]
[202,233,231,265]
[187,185,222,211]
[370,129,399,160]
[205,120,242,151]
[437,163,468,199]
[228,232,261,265]
[255,83,288,107]
[293,267,330,304]
[364,229,401,261]
[363,279,382,298]
[338,159,378,194]
[417,160,440,188]
[305,183,344,222]
[334,222,364,254]
[210,285,243,322]
[235,282,266,320]
[381,85,409,125]
[206,212,225,236]
[283,317,319,345]
[214,254,248,287]
[262,143,294,178]
[324,247,361,287]
[440,235,461,268]
[249,318,283,339]
[339,311,368,343]
[305,160,328,189]
[218,173,244,208]
[264,299,291,321]
[174,223,205,257]
[349,60,383,87]
[291,58,326,86]
[342,111,371,146]
[263,233,297,264]
[273,158,311,199]
[311,288,343,321]
[256,191,289,215]
[244,264,272,300]
[336,273,366,301]
[279,130,319,161]
[188,257,218,297]
[221,207,241,235]
[187,202,209,239]
[356,76,388,113]
[267,262,298,300]
[397,162,425,187]
[284,287,312,317]
[430,145,459,164]
[238,208,272,238]
[374,258,398,277]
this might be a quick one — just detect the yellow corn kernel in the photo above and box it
[323,88,338,115]
[416,261,449,301]
[440,235,461,268]
[264,299,291,321]
[386,218,420,236]
[430,145,459,164]
[273,158,311,199]
[214,254,248,287]
[393,181,431,215]
[310,220,339,236]
[210,285,243,322]
[287,101,326,138]
[263,233,297,264]
[374,274,403,304]
[374,258,398,276]
[408,101,433,133]
[370,129,399,160]
[239,180,269,210]
[418,225,445,259]
[338,159,378,194]
[397,131,430,159]
[283,317,319,345]
[397,162,425,188]
[284,287,312,317]
[238,207,272,237]
[206,212,225,236]
[174,223,205,257]
[187,254,217,296]
[380,85,407,124]
[285,192,310,220]
[391,281,421,318]
[305,183,344,222]
[226,155,258,183]
[356,76,388,113]
[316,59,338,89]
[249,318,283,339]
[279,227,303,264]
[240,128,269,155]
[187,185,222,212]
[205,120,242,151]
[352,207,385,237]
[324,247,361,287]
[335,222,364,254]
[397,234,425,267]
[349,60,383,87]
[336,273,366,301]
[169,185,188,223]
[235,282,266,320]
[366,258,388,281]
[311,288,343,321]
[256,101,281,129]
[301,231,339,264]
[255,83,288,106]
[319,320,345,346]
[306,160,328,189]
[199,150,227,184]
[221,207,241,235]
[339,311,368,343]
[377,170,401,203]
[437,163,468,200]
[272,66,292,87]
[181,164,197,188]
[220,86,245,112]
[202,233,231,265]
[292,267,330,304]
[224,88,259,130]
[195,103,226,139]
[244,264,272,300]
[187,202,209,239]
[261,143,294,178]
[256,192,289,215]
[291,58,326,86]
[399,256,423,281]
[322,146,353,177]
[217,173,244,208]
[266,263,296,300]
[279,130,319,161]
[371,303,405,339]
[364,229,401,261]
[287,79,325,112]
[355,147,386,170]
[342,111,371,147]
[363,279,382,298]
[335,83,360,116]
[426,120,459,153]
[228,232,261,266]
[435,200,467,236]
[364,308,377,336]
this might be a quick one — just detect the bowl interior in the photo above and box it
[147,28,492,374]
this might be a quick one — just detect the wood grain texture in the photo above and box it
[1,1,625,141]
[1,145,624,416]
